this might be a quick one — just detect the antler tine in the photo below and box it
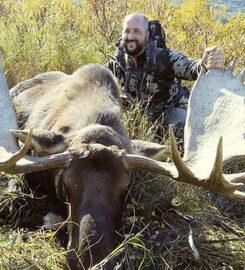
[227,60,236,74]
[0,129,33,170]
[231,190,245,201]
[202,136,244,196]
[208,136,223,186]
[170,129,244,198]
[225,60,245,83]
[228,59,245,83]
[241,67,245,82]
[225,172,245,184]
[172,131,245,200]
[224,60,245,83]
[169,126,195,182]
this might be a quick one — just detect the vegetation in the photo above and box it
[0,0,244,269]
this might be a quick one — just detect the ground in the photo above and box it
[0,162,244,269]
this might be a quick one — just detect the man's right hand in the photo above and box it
[202,46,224,70]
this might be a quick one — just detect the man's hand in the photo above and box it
[202,46,224,70]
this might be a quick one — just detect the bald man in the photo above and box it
[107,13,224,139]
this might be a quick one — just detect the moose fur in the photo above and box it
[10,64,136,269]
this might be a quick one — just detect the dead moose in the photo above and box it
[0,54,245,269]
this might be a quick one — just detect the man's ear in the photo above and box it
[146,30,150,41]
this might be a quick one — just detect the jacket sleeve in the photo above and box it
[169,50,203,81]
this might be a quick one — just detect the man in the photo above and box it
[107,13,224,139]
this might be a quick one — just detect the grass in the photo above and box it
[118,169,245,270]
[0,227,67,270]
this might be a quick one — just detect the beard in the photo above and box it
[123,40,147,56]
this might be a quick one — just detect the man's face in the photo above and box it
[122,16,149,57]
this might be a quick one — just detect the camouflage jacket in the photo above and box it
[107,46,203,110]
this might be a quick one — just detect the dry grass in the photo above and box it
[0,227,67,270]
[116,169,245,270]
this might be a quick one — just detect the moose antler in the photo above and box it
[126,62,245,201]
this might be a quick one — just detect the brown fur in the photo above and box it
[11,64,132,270]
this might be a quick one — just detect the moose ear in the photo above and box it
[10,129,67,156]
[55,169,66,202]
[130,139,170,161]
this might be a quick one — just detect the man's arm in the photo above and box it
[169,50,202,81]
[169,46,224,81]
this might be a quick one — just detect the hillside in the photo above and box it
[211,0,245,17]
[171,0,244,18]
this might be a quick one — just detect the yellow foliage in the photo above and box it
[168,0,225,57]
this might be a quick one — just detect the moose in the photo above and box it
[0,53,245,269]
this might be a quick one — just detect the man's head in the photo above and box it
[122,13,150,57]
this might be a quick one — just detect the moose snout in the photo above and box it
[67,202,120,270]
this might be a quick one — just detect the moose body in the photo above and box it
[5,63,170,269]
[10,65,134,269]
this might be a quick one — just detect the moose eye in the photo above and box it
[60,126,70,134]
